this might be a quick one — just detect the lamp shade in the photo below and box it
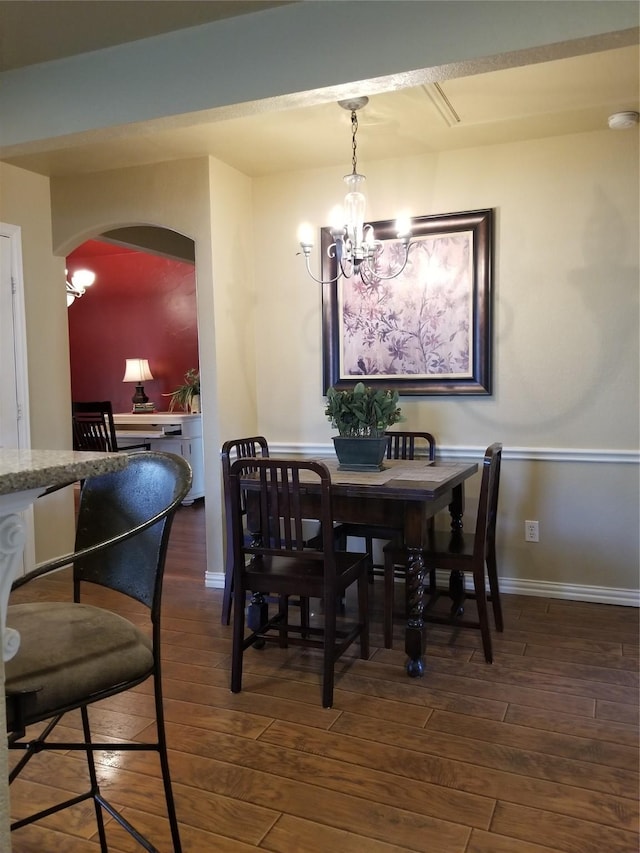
[122,358,154,383]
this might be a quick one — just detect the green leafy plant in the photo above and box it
[166,368,200,412]
[325,382,402,437]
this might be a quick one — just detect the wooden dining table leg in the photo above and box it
[404,548,427,675]
[403,504,427,677]
[403,484,468,675]
[449,482,465,532]
[448,483,466,615]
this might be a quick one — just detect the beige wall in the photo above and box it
[50,156,257,576]
[208,157,259,441]
[252,128,639,596]
[0,162,75,560]
[6,124,639,600]
[255,128,639,449]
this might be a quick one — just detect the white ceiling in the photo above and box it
[0,2,638,178]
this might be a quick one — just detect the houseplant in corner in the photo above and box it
[166,368,200,413]
[325,381,402,470]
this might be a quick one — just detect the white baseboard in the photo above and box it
[497,577,639,607]
[205,571,225,589]
[431,569,638,606]
[205,568,638,607]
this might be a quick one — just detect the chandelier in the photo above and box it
[66,268,95,307]
[298,96,413,285]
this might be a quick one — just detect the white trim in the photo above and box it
[437,446,640,464]
[206,567,638,607]
[498,577,639,607]
[205,570,224,589]
[269,442,640,465]
[0,223,34,576]
[430,569,638,608]
[0,224,30,452]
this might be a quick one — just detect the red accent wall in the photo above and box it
[67,240,199,414]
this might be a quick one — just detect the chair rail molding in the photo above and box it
[269,443,640,464]
[206,441,640,607]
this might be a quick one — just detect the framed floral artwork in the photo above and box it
[321,208,493,395]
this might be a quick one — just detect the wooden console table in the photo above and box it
[113,412,204,503]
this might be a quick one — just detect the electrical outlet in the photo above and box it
[525,520,539,542]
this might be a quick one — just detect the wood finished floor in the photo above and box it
[7,501,639,852]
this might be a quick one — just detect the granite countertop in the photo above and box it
[0,449,128,496]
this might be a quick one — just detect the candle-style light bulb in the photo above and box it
[395,213,412,242]
[297,222,315,249]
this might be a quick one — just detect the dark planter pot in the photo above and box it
[333,436,388,471]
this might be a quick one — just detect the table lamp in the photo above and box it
[123,358,154,411]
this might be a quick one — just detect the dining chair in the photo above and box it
[334,431,437,603]
[72,400,150,452]
[383,442,503,661]
[220,436,271,626]
[5,451,192,852]
[221,436,322,627]
[228,457,370,708]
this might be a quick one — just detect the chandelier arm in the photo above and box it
[357,264,374,286]
[339,257,354,279]
[360,240,415,281]
[66,281,85,298]
[301,252,342,285]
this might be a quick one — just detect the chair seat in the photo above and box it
[428,530,475,560]
[5,602,153,730]
[244,550,369,596]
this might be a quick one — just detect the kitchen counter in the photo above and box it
[0,448,128,495]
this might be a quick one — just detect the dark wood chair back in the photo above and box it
[72,400,119,451]
[385,430,436,461]
[472,442,502,563]
[220,436,270,625]
[227,456,369,708]
[335,430,438,585]
[229,457,334,571]
[72,400,150,452]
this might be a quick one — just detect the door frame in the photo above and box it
[0,222,35,572]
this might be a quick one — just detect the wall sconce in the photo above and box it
[122,358,155,412]
[66,268,95,307]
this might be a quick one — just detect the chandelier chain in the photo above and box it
[351,110,359,175]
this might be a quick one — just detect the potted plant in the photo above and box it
[325,381,402,470]
[166,368,200,413]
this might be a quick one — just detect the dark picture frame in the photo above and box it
[321,208,494,395]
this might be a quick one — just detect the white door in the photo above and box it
[0,224,34,574]
[0,235,19,447]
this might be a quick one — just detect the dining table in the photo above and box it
[246,456,478,678]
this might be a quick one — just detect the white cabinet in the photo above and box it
[113,413,204,504]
